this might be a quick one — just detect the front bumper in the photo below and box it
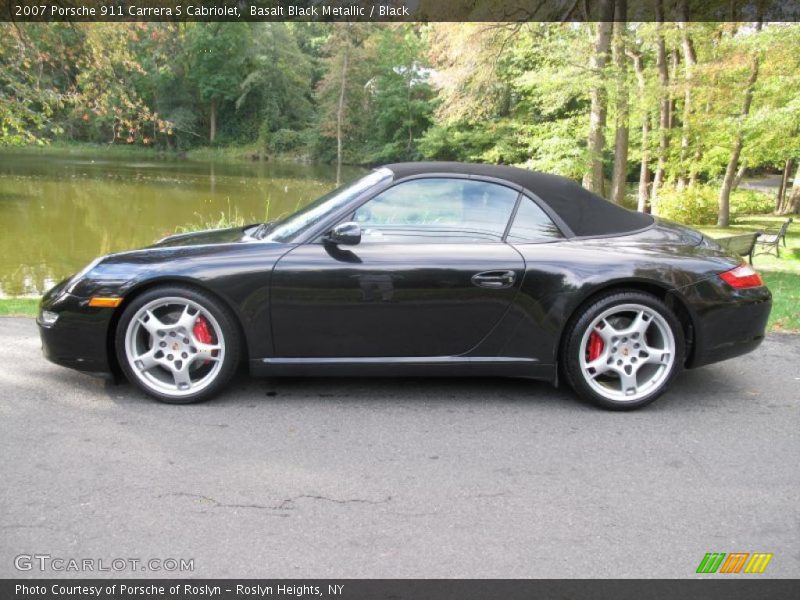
[677,276,772,369]
[38,283,115,375]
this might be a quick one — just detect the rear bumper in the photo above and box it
[38,284,114,374]
[677,277,772,369]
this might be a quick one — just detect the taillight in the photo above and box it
[719,262,763,289]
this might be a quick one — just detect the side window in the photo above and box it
[506,197,564,243]
[353,178,518,244]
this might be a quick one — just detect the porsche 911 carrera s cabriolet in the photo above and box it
[38,162,771,409]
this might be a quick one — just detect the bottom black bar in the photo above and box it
[2,579,799,600]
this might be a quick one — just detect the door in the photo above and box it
[270,177,526,358]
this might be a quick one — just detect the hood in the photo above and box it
[151,225,258,248]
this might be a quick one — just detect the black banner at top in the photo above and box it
[2,0,800,23]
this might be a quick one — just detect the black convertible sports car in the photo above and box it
[38,162,771,409]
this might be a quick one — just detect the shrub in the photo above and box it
[655,186,719,224]
[655,185,774,225]
[268,128,304,154]
[731,189,774,217]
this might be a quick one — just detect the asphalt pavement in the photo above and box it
[0,316,797,578]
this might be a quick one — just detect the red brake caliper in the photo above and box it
[193,316,213,344]
[587,330,604,362]
[193,316,214,365]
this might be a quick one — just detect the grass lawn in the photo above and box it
[0,297,39,317]
[697,214,799,332]
[0,141,307,165]
[0,141,165,159]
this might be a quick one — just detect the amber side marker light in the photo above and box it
[88,297,123,308]
[719,262,764,289]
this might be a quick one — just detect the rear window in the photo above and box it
[506,197,563,243]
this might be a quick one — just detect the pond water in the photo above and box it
[0,150,362,296]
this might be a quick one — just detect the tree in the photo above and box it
[787,162,800,214]
[676,7,698,189]
[363,25,435,162]
[776,159,794,212]
[610,2,630,205]
[185,23,249,143]
[0,24,66,144]
[316,23,373,183]
[628,46,652,213]
[5,18,800,203]
[237,23,314,155]
[650,3,671,214]
[717,22,762,227]
[583,2,614,197]
[70,24,170,144]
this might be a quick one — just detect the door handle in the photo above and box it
[471,270,516,289]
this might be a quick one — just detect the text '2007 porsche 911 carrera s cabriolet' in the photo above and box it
[38,162,771,410]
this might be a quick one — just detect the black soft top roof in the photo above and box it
[383,162,653,237]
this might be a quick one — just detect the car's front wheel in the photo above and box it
[115,285,241,404]
[563,291,684,410]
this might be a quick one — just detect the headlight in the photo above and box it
[39,310,59,326]
[65,257,103,294]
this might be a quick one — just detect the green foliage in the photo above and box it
[269,129,304,154]
[657,185,774,225]
[732,189,776,216]
[238,23,314,140]
[364,26,435,162]
[2,19,799,206]
[0,24,69,144]
[656,186,720,224]
[309,24,435,166]
[185,23,249,107]
[418,120,523,164]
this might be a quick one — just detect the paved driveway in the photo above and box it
[0,317,797,578]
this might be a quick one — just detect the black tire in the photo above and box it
[115,285,241,404]
[561,290,685,411]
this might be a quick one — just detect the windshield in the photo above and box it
[262,169,393,243]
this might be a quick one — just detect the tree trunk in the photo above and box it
[638,117,651,213]
[689,28,725,189]
[668,48,679,132]
[629,48,650,213]
[650,1,670,215]
[583,2,614,198]
[406,76,414,154]
[676,3,697,190]
[209,99,217,144]
[610,2,629,206]
[718,51,760,227]
[732,161,747,192]
[776,158,794,212]
[688,149,702,188]
[335,44,349,186]
[784,161,800,215]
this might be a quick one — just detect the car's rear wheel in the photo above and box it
[115,285,240,404]
[563,291,684,410]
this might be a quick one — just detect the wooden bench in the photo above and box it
[715,232,760,264]
[755,217,793,258]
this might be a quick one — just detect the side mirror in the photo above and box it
[325,221,361,246]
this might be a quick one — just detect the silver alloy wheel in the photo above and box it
[124,296,225,398]
[578,303,675,403]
